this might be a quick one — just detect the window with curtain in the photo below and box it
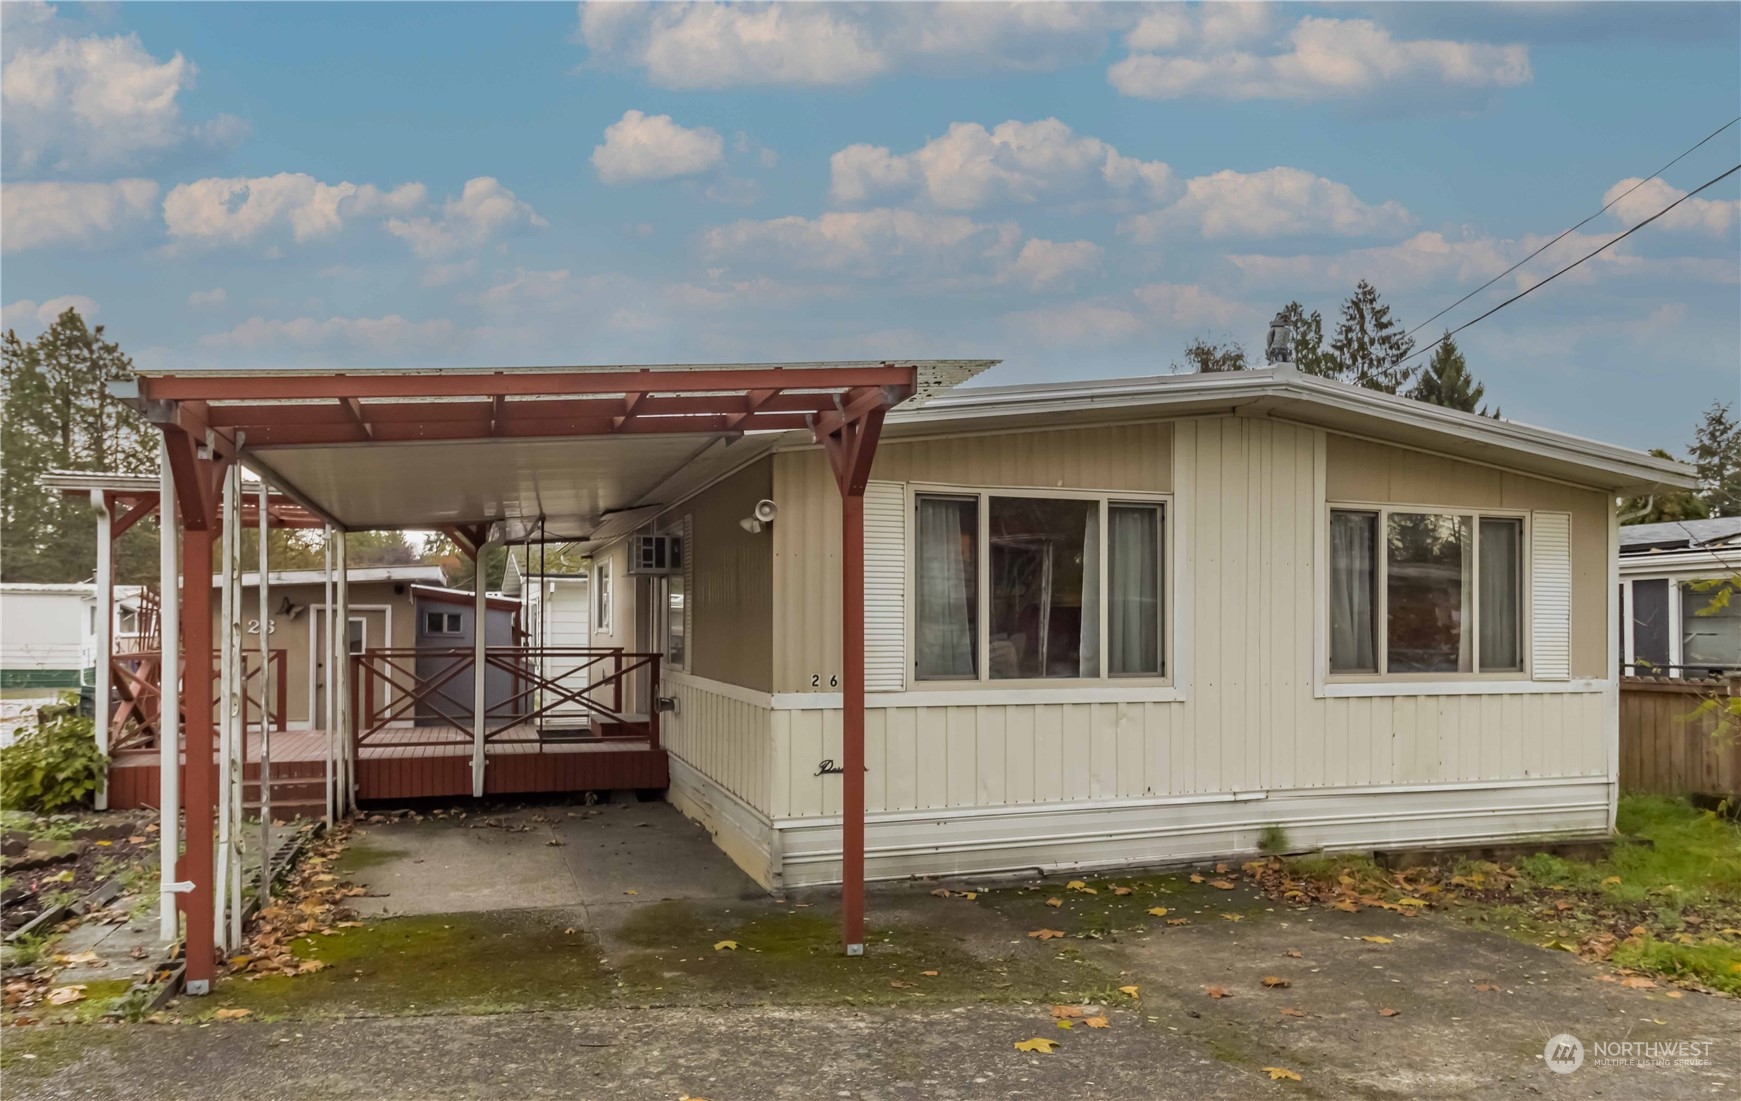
[915,491,1164,683]
[1329,507,1526,677]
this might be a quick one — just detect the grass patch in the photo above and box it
[1611,936,1741,996]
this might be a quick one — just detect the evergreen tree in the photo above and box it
[1329,280,1416,394]
[1409,334,1495,415]
[1174,337,1248,373]
[1,310,157,583]
[1690,401,1741,517]
[1275,300,1333,377]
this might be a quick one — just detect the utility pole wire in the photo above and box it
[1405,116,1741,340]
[1401,162,1741,367]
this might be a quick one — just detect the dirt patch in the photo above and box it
[1,810,159,937]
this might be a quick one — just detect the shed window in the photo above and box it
[1329,507,1525,677]
[915,491,1164,683]
[424,611,462,635]
[1681,580,1741,674]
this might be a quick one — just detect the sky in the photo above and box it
[3,1,1738,454]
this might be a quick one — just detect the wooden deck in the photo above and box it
[105,724,669,810]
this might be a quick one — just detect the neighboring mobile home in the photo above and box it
[586,367,1690,889]
[0,582,145,690]
[1618,517,1741,678]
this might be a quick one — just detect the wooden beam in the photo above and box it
[141,365,917,402]
[612,390,647,433]
[339,397,373,441]
[108,493,161,540]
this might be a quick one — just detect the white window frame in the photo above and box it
[594,558,613,634]
[1324,501,1534,687]
[423,610,463,636]
[907,482,1173,691]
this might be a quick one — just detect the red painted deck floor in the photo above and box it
[106,725,669,809]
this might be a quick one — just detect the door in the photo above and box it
[312,608,385,729]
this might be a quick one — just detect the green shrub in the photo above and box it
[0,710,107,812]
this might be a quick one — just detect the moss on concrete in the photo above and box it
[330,839,407,875]
[608,899,1113,1007]
[974,873,1273,938]
[194,908,608,1021]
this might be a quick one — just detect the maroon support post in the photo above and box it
[840,489,866,954]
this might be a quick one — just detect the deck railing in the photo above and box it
[350,646,662,750]
[108,648,288,752]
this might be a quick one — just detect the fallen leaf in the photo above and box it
[889,979,914,989]
[1378,1007,1401,1017]
[713,940,739,952]
[1474,983,1500,993]
[127,835,147,844]
[1602,876,1621,886]
[1166,918,1189,926]
[1055,1019,1074,1030]
[129,946,149,960]
[564,928,577,935]
[1665,990,1684,999]
[1619,976,1656,989]
[1118,985,1140,998]
[55,951,101,965]
[1221,913,1243,922]
[931,888,952,898]
[1209,879,1236,890]
[1262,976,1292,989]
[1333,900,1360,912]
[1264,1066,1302,1081]
[1028,929,1066,940]
[1050,1004,1085,1018]
[46,986,85,1006]
[1203,985,1233,999]
[295,960,327,974]
[1284,949,1302,958]
[1112,887,1132,896]
[213,1008,251,1020]
[1280,1007,1307,1017]
[1147,907,1169,918]
[1066,880,1088,891]
[1045,898,1064,908]
[1360,935,1393,945]
[1084,1016,1109,1029]
[920,970,939,977]
[963,891,979,900]
[1189,873,1205,884]
[623,889,639,896]
[1395,898,1428,908]
[1014,1038,1059,1053]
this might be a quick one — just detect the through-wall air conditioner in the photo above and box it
[627,534,683,575]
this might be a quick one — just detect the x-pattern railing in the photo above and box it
[108,648,287,752]
[350,646,662,749]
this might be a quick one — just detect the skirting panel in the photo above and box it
[665,755,779,890]
[773,778,1612,886]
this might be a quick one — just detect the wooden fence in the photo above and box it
[1619,676,1741,799]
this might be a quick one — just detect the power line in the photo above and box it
[1402,161,1741,366]
[1404,115,1741,340]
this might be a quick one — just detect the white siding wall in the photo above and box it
[756,416,1614,886]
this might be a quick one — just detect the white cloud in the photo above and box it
[474,267,577,310]
[1,178,158,251]
[579,1,1125,89]
[1006,281,1249,347]
[1604,176,1740,236]
[592,109,725,184]
[1124,166,1413,242]
[163,174,425,247]
[2,294,98,332]
[1228,231,1516,291]
[830,118,1172,210]
[703,207,1019,277]
[419,259,477,288]
[384,177,547,258]
[1005,238,1102,291]
[201,314,457,355]
[187,287,226,308]
[1,29,245,173]
[1110,16,1530,103]
[666,272,840,311]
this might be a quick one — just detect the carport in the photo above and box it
[121,359,986,993]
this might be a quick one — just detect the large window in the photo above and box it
[1329,508,1523,677]
[1681,580,1741,673]
[915,491,1164,682]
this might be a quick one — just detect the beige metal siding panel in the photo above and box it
[863,481,907,692]
[683,460,774,693]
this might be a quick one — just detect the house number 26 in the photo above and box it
[810,673,839,688]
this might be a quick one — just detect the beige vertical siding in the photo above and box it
[681,459,774,693]
[771,421,1175,695]
[1325,436,1610,678]
[663,675,773,814]
[767,416,1613,821]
